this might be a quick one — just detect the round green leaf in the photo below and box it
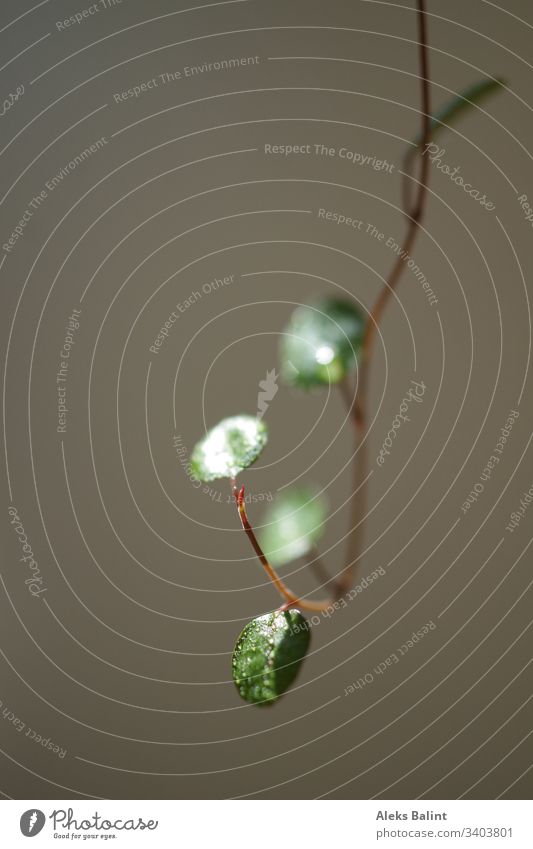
[280,297,365,388]
[259,486,328,566]
[190,415,267,482]
[232,609,311,706]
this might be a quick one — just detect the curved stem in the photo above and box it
[339,0,431,594]
[362,0,430,362]
[233,1,430,611]
[233,485,334,612]
[337,0,431,592]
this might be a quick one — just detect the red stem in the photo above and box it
[233,485,335,612]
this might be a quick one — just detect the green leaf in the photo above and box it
[232,609,311,705]
[416,77,505,146]
[259,486,328,566]
[280,297,365,388]
[190,415,267,482]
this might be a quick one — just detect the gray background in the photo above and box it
[0,0,531,799]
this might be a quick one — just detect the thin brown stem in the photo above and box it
[362,0,431,365]
[338,377,363,429]
[336,377,367,597]
[233,484,334,612]
[402,146,416,219]
[337,0,430,594]
[233,2,431,611]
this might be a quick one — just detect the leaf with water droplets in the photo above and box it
[232,609,311,705]
[190,415,267,482]
[280,297,365,388]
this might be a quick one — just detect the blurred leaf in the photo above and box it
[259,486,328,567]
[416,77,505,146]
[280,297,365,388]
[232,609,311,705]
[190,415,267,482]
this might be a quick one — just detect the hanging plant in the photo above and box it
[189,2,505,706]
